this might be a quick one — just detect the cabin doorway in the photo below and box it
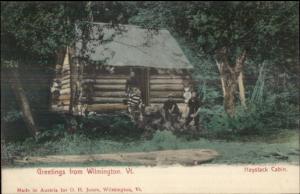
[132,68,150,106]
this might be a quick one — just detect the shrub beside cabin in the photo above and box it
[50,23,194,115]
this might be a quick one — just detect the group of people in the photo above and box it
[125,70,202,131]
[163,90,201,130]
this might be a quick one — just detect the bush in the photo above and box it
[141,130,179,151]
[200,94,298,136]
[76,113,142,139]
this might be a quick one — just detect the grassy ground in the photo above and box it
[2,130,299,167]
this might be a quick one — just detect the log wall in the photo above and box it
[81,74,129,106]
[50,49,71,113]
[149,74,192,104]
[51,62,194,113]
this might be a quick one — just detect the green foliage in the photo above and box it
[76,114,141,139]
[2,110,22,122]
[1,1,139,65]
[145,130,179,150]
[201,96,298,136]
[3,129,299,166]
[35,124,66,143]
[129,2,299,69]
[1,2,299,142]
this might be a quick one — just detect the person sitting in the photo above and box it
[185,91,202,130]
[163,93,181,126]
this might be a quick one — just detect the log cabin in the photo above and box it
[50,22,194,115]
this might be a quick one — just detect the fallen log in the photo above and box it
[14,149,219,166]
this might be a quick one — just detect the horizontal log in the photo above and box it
[61,84,70,90]
[94,85,126,91]
[58,95,70,100]
[14,149,219,166]
[58,95,71,100]
[87,103,127,112]
[81,79,95,85]
[81,97,125,103]
[150,91,183,98]
[84,74,129,79]
[150,84,184,91]
[61,75,70,81]
[62,65,70,70]
[150,97,184,103]
[59,88,71,94]
[60,91,71,96]
[57,100,70,105]
[61,79,70,85]
[94,79,127,84]
[150,103,187,112]
[61,70,70,76]
[93,91,126,97]
[151,75,190,79]
[150,79,186,84]
[51,105,69,112]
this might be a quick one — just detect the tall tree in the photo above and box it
[129,1,299,116]
[1,1,138,136]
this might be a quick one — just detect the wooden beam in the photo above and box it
[61,83,70,90]
[58,95,71,100]
[59,88,71,94]
[150,84,184,91]
[94,79,127,84]
[81,97,125,103]
[62,69,70,74]
[61,79,70,85]
[150,97,184,103]
[150,91,183,98]
[85,74,129,79]
[87,103,127,112]
[94,85,126,91]
[61,75,70,81]
[150,103,187,112]
[150,79,186,84]
[51,105,69,112]
[151,75,190,79]
[57,100,70,105]
[93,91,126,97]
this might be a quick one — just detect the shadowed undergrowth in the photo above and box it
[2,130,299,167]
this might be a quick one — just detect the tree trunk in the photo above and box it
[238,72,246,108]
[215,47,246,117]
[8,69,39,136]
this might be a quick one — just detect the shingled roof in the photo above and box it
[75,22,193,69]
